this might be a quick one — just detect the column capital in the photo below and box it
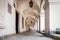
[43,0,49,10]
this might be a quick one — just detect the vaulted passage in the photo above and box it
[0,0,60,40]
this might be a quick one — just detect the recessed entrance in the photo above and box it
[16,10,19,33]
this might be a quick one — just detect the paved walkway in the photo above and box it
[51,34,60,37]
[4,31,54,40]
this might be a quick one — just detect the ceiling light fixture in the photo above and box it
[29,0,33,8]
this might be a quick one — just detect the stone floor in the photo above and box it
[4,31,54,40]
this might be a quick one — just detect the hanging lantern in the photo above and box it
[29,0,33,7]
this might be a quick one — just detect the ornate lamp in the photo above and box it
[29,0,33,7]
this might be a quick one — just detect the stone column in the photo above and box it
[36,19,38,31]
[37,16,40,32]
[39,16,40,32]
[43,0,50,34]
[19,12,22,32]
[24,17,26,31]
[37,18,39,32]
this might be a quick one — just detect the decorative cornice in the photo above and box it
[43,0,60,10]
[48,0,60,3]
[49,2,60,5]
[48,0,60,5]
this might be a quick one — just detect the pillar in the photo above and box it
[37,16,40,32]
[38,16,40,32]
[19,12,22,32]
[43,0,50,34]
[37,18,38,32]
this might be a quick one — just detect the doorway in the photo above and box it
[16,10,19,33]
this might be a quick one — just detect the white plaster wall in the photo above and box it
[0,0,5,36]
[50,2,60,31]
[0,0,16,36]
[4,0,16,35]
[0,0,2,23]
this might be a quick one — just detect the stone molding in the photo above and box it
[48,0,60,5]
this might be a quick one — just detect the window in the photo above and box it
[8,4,11,13]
